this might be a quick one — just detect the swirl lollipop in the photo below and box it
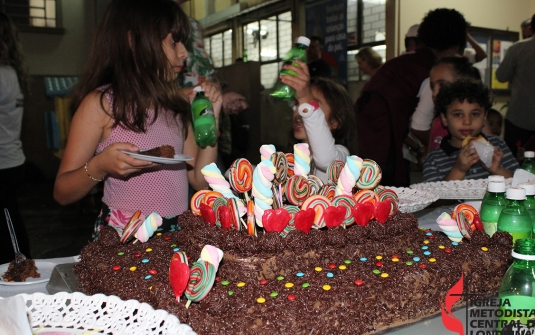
[335,155,363,196]
[452,204,479,231]
[185,260,217,308]
[377,188,399,216]
[202,191,223,207]
[357,159,382,190]
[227,198,244,231]
[353,189,379,205]
[332,195,356,227]
[135,212,162,243]
[270,152,288,185]
[280,205,299,238]
[308,175,324,196]
[260,144,276,162]
[251,160,276,227]
[319,184,336,201]
[228,158,253,200]
[190,190,210,216]
[120,210,143,244]
[246,199,256,236]
[327,160,344,184]
[285,175,310,206]
[201,163,238,199]
[294,143,310,176]
[286,153,295,179]
[301,195,331,229]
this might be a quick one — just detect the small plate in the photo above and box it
[121,150,193,164]
[0,261,55,286]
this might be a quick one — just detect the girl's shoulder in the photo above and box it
[76,89,113,123]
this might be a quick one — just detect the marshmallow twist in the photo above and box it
[335,155,363,196]
[251,160,276,227]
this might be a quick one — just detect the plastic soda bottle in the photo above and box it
[480,177,507,237]
[519,183,535,229]
[270,36,310,100]
[191,86,217,147]
[497,187,533,244]
[521,151,535,174]
[497,238,535,332]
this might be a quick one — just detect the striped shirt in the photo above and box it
[423,134,519,182]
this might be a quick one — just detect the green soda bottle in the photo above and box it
[497,238,535,332]
[497,187,533,244]
[191,86,217,147]
[480,177,507,237]
[519,183,535,230]
[521,151,535,174]
[270,36,310,100]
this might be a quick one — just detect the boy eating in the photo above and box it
[423,80,518,182]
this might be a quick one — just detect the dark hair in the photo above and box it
[435,80,492,116]
[288,78,358,156]
[404,36,420,50]
[487,108,503,121]
[356,47,383,70]
[435,56,481,81]
[69,0,191,133]
[310,35,324,46]
[0,13,29,94]
[532,14,535,32]
[418,8,468,52]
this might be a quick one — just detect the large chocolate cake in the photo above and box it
[75,210,512,334]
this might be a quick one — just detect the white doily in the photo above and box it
[21,292,196,335]
[410,178,512,200]
[387,187,439,213]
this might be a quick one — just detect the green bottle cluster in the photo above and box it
[521,151,535,174]
[191,86,217,148]
[480,176,506,237]
[270,36,310,100]
[497,238,535,332]
[497,187,533,244]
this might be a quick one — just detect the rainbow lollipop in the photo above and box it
[185,260,216,308]
[228,158,253,201]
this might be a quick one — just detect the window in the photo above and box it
[203,29,232,68]
[2,0,58,28]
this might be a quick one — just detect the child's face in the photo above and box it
[430,63,456,102]
[293,87,338,142]
[440,99,487,148]
[484,114,503,137]
[162,33,188,81]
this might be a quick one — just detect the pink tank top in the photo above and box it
[96,90,188,218]
[428,117,449,151]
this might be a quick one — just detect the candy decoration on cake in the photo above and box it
[134,212,162,243]
[202,163,238,199]
[227,198,243,231]
[319,184,336,201]
[280,205,299,237]
[270,152,288,185]
[335,155,363,196]
[285,175,310,206]
[201,191,223,208]
[327,160,344,184]
[200,245,224,272]
[169,251,190,302]
[377,188,399,216]
[185,260,217,308]
[246,199,256,236]
[190,190,210,216]
[452,204,478,231]
[120,210,143,244]
[252,160,276,227]
[436,212,464,242]
[213,197,231,229]
[260,144,276,162]
[301,195,331,229]
[331,195,356,227]
[285,153,295,178]
[228,158,253,200]
[293,143,311,176]
[357,159,382,190]
[263,208,292,233]
[353,189,379,205]
[307,175,324,196]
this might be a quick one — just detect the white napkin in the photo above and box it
[512,169,535,187]
[0,295,32,335]
[472,141,494,168]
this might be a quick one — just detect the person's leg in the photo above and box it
[0,164,31,264]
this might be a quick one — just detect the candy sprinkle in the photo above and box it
[288,294,296,301]
[260,279,268,285]
[344,260,352,264]
[237,282,246,287]
[314,267,323,272]
[145,248,152,252]
[228,291,234,296]
[221,280,229,286]
[481,247,489,252]
[112,265,120,271]
[439,245,445,249]
[302,282,310,288]
[117,252,124,256]
[142,259,149,263]
[257,297,266,304]
[328,263,336,269]
[326,272,334,278]
[285,282,294,288]
[134,253,141,258]
[429,258,436,263]
[380,273,389,278]
[296,272,305,277]
[339,265,347,270]
[322,285,331,291]
[375,255,383,260]
[372,269,381,275]
[130,266,137,271]
[149,269,157,275]
[277,276,285,281]
[354,279,363,286]
[270,292,278,298]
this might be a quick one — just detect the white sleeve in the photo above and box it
[410,78,435,131]
[299,105,349,172]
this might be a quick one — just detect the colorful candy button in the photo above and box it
[257,297,266,304]
[406,250,414,255]
[445,249,452,254]
[173,248,180,252]
[423,240,430,244]
[429,235,435,239]
[344,260,352,264]
[360,257,367,262]
[322,285,331,291]
[429,258,436,263]
[221,280,229,286]
[339,265,347,270]
[481,247,488,252]
[452,242,459,246]
[302,282,310,288]
[170,244,177,247]
[296,272,304,277]
[315,267,323,272]
[145,248,152,252]
[419,264,427,269]
[426,232,432,236]
[149,269,157,275]
[406,262,413,266]
[328,263,336,269]
[144,275,152,280]
[129,266,137,271]
[142,259,149,263]
[422,246,428,250]
[380,273,389,278]
[391,254,399,258]
[270,292,278,298]
[354,279,363,286]
[112,265,120,271]
[288,294,296,301]
[134,253,141,258]
[228,291,234,296]
[117,252,124,256]
[438,245,445,249]
[163,236,170,241]
[413,257,420,262]
[277,276,285,281]
[423,251,431,256]
[326,272,334,278]
[156,233,162,236]
[375,262,383,267]
[372,269,381,274]
[237,282,246,287]
[392,258,399,263]
[260,279,268,285]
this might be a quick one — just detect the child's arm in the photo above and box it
[445,145,479,181]
[53,92,153,205]
[184,81,223,191]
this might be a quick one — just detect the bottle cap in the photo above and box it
[488,175,504,182]
[296,36,311,46]
[519,183,535,196]
[488,181,505,193]
[193,86,203,93]
[525,151,535,158]
[506,187,526,200]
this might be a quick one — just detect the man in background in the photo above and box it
[521,18,533,39]
[307,36,332,78]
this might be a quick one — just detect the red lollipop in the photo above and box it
[169,252,190,302]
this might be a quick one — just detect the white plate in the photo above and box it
[410,178,512,200]
[121,150,193,164]
[387,187,440,213]
[0,261,55,286]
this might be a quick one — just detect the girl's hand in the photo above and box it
[454,144,479,173]
[200,81,223,119]
[94,142,155,178]
[279,59,314,104]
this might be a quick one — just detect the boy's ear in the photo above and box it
[440,113,448,127]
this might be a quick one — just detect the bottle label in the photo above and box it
[198,106,214,117]
[482,221,497,237]
[498,296,535,331]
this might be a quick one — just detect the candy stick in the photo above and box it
[134,212,162,243]
[335,155,363,196]
[260,144,276,162]
[201,163,238,199]
[251,160,276,227]
[293,143,310,176]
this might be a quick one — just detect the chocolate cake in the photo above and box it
[75,211,512,334]
[2,259,40,282]
[142,145,175,158]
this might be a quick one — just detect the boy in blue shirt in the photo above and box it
[423,80,518,182]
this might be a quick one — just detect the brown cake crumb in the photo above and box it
[2,259,40,282]
[142,145,175,158]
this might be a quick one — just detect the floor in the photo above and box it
[18,180,99,259]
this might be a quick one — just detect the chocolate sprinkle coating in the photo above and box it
[75,211,512,335]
